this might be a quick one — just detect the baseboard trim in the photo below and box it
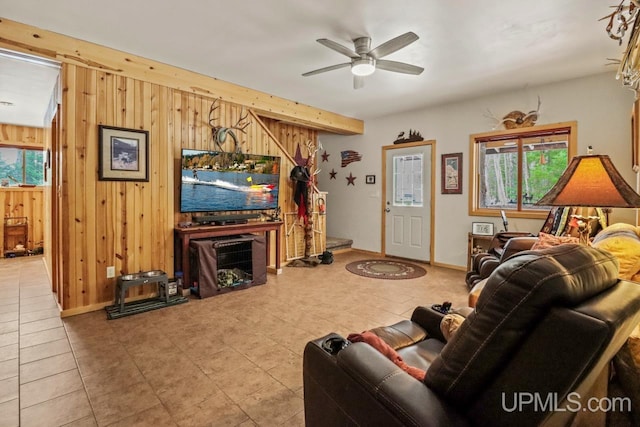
[60,292,159,318]
[349,248,382,256]
[432,261,466,271]
[61,302,111,317]
[329,248,353,255]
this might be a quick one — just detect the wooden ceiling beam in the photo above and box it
[0,17,364,135]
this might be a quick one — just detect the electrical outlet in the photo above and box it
[106,266,116,278]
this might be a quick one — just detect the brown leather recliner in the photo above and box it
[465,232,535,289]
[465,207,608,290]
[303,244,640,427]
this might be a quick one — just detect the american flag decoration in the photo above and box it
[341,150,362,167]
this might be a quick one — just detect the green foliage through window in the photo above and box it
[0,147,44,187]
[470,123,576,216]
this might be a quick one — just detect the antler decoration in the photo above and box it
[603,2,640,93]
[305,140,322,177]
[484,96,541,130]
[208,99,251,153]
[600,1,639,45]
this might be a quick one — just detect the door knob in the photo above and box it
[385,208,390,213]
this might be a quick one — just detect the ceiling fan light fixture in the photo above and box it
[351,58,376,76]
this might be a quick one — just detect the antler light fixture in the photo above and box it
[602,1,640,90]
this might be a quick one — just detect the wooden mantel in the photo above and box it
[0,17,364,135]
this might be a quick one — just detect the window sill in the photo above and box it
[470,208,549,220]
[0,186,44,191]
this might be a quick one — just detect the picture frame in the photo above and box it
[98,125,149,181]
[441,152,462,194]
[472,222,494,236]
[365,174,376,184]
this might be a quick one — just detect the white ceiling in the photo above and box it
[0,51,60,128]
[0,0,630,128]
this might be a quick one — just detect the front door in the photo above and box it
[383,142,434,262]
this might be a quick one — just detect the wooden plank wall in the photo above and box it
[60,64,317,314]
[261,118,325,257]
[0,124,45,255]
[0,124,45,147]
[260,118,318,167]
[0,18,364,135]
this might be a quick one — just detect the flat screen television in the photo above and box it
[180,149,281,214]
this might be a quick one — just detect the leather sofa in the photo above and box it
[303,244,640,426]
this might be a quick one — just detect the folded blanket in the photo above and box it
[347,331,426,381]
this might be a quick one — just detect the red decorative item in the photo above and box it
[298,193,307,221]
[568,217,580,228]
[290,165,311,222]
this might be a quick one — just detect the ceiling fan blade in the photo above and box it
[302,62,350,77]
[376,60,424,75]
[316,39,359,58]
[353,75,365,89]
[368,32,419,59]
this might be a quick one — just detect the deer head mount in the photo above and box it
[208,99,250,153]
[485,96,541,130]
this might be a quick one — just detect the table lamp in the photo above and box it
[536,154,640,243]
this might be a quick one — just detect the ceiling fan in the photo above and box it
[302,31,424,89]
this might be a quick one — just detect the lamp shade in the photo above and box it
[536,155,640,208]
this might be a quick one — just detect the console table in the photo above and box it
[175,221,283,288]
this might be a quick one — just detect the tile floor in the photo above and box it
[0,251,468,427]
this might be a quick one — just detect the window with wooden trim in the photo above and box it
[0,147,45,187]
[469,122,577,218]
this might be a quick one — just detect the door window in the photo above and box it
[393,154,423,207]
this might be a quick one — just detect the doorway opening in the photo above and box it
[0,47,61,301]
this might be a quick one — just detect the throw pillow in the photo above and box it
[531,232,579,250]
[440,313,466,341]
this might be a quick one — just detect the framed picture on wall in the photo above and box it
[98,125,149,181]
[441,152,462,194]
